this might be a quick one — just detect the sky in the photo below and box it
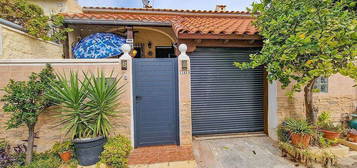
[78,0,258,11]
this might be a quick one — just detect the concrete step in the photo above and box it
[339,139,357,151]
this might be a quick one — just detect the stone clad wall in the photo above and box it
[276,74,357,123]
[0,24,63,59]
[0,60,132,152]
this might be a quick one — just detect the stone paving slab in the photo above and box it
[193,136,303,168]
[128,145,195,165]
[129,160,197,168]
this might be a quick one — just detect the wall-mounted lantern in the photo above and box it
[148,41,152,48]
[182,60,188,71]
[121,59,128,70]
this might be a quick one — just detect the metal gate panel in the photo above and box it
[133,58,179,147]
[191,48,264,135]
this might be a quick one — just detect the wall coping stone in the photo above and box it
[0,59,121,65]
[0,20,62,47]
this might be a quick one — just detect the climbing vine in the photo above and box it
[0,0,72,42]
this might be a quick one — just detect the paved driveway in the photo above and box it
[193,136,301,168]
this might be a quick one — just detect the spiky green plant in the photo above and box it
[47,71,124,139]
[285,118,313,135]
[82,71,125,137]
[47,72,90,139]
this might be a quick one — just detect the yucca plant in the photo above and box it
[47,71,124,139]
[47,71,91,139]
[82,71,124,137]
[47,70,125,166]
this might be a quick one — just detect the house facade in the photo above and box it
[0,4,356,151]
[61,7,356,144]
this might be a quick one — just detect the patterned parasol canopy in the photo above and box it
[72,33,126,59]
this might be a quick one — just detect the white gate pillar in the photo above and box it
[178,44,192,146]
[119,44,135,147]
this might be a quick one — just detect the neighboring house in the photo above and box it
[0,19,63,59]
[0,0,82,59]
[29,0,81,15]
[0,4,355,151]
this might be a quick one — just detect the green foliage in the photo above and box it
[236,0,357,92]
[50,141,74,154]
[1,64,56,129]
[11,153,62,168]
[0,138,8,150]
[277,123,290,142]
[47,71,89,139]
[279,142,337,168]
[285,118,314,135]
[100,135,132,168]
[317,112,344,132]
[47,71,125,139]
[83,72,125,137]
[0,0,72,42]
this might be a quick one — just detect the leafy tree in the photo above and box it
[1,64,57,165]
[236,0,357,124]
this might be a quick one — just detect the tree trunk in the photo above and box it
[25,125,35,165]
[304,79,317,124]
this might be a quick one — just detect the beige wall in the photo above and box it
[29,0,82,15]
[0,24,63,59]
[276,74,357,123]
[0,59,131,152]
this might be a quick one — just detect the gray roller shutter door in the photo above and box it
[191,48,264,135]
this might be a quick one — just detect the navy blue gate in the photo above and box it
[133,58,179,147]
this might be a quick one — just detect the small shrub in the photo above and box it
[285,118,313,135]
[11,153,61,168]
[50,141,74,154]
[0,141,26,168]
[100,135,132,168]
[317,112,344,133]
[277,122,290,142]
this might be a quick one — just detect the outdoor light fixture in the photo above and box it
[182,60,188,71]
[148,41,152,48]
[121,60,128,70]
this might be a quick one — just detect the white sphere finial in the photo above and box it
[178,43,189,60]
[121,44,131,53]
[179,44,187,54]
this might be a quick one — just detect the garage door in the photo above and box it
[191,48,264,135]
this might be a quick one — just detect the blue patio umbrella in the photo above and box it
[72,33,126,59]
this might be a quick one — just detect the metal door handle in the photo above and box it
[136,96,142,101]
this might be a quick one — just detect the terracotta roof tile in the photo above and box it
[62,7,259,39]
[82,6,251,14]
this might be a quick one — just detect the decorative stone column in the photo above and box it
[178,44,192,146]
[119,44,135,146]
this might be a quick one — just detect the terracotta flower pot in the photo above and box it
[59,151,72,162]
[290,133,311,148]
[320,130,341,140]
[347,132,357,143]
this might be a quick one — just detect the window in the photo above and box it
[313,77,328,93]
[155,46,176,58]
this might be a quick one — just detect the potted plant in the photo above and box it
[347,129,357,143]
[317,112,343,141]
[285,118,313,148]
[51,141,73,162]
[349,114,357,130]
[47,71,124,166]
[319,122,343,140]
